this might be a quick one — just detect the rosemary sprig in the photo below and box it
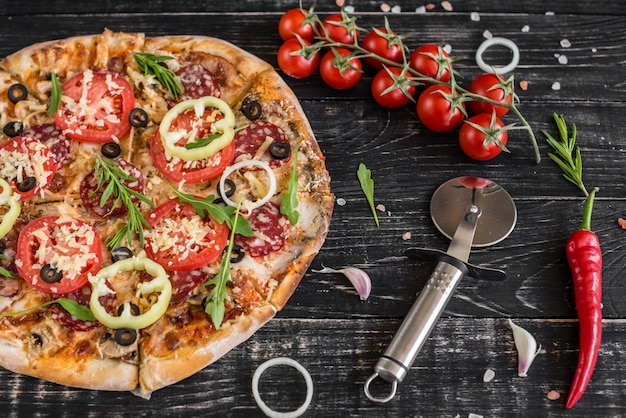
[542,113,588,196]
[132,52,183,99]
[92,155,154,249]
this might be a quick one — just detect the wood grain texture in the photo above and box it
[0,0,625,416]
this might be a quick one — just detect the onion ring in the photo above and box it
[252,357,314,418]
[219,159,276,211]
[475,37,520,74]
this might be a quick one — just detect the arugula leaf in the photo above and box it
[0,255,13,278]
[132,52,183,99]
[357,163,379,227]
[47,72,62,117]
[170,187,253,236]
[280,144,300,225]
[0,298,96,322]
[184,134,219,150]
[203,202,242,329]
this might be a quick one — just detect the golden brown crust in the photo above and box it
[142,35,272,107]
[139,304,275,394]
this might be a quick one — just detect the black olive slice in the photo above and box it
[269,141,291,160]
[101,142,121,159]
[3,121,24,137]
[221,178,236,198]
[114,328,137,346]
[40,264,62,283]
[16,177,37,193]
[111,246,133,263]
[117,302,140,316]
[0,241,5,254]
[230,244,245,263]
[7,83,28,104]
[241,99,262,121]
[129,108,149,128]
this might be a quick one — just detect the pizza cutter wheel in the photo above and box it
[364,176,517,403]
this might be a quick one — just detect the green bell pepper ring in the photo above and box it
[159,96,235,162]
[89,257,172,329]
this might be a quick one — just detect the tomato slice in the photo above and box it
[144,198,229,271]
[150,107,235,183]
[0,136,57,200]
[16,216,104,294]
[53,70,135,143]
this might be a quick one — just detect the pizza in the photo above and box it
[0,29,333,394]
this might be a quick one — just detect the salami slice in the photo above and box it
[168,269,208,305]
[80,159,144,218]
[52,285,116,332]
[22,124,71,170]
[234,121,291,168]
[235,201,289,258]
[177,64,222,100]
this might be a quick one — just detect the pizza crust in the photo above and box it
[0,334,138,391]
[139,304,276,394]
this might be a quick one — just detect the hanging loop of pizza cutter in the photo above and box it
[363,176,517,403]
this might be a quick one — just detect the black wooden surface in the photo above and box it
[1,1,625,417]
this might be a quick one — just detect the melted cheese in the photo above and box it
[0,139,52,188]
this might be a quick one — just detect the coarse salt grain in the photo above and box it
[416,6,427,13]
[545,11,555,15]
[558,55,568,64]
[547,390,561,400]
[443,44,452,54]
[426,3,436,10]
[482,368,496,382]
[336,198,346,206]
[618,218,626,229]
[402,232,411,240]
[471,12,480,21]
[483,30,493,39]
[335,0,345,6]
[391,5,401,13]
[441,1,453,11]
[551,81,561,90]
[381,3,391,12]
[376,204,386,212]
[521,25,530,32]
[560,39,571,48]
[344,5,355,13]
[519,80,529,90]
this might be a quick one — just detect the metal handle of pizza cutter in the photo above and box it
[363,204,480,403]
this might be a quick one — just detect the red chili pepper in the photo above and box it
[564,187,602,409]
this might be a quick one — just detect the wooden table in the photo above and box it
[1,1,625,416]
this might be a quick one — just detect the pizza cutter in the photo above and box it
[363,176,517,403]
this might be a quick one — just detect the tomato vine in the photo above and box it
[277,5,540,163]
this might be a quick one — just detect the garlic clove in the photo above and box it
[508,319,541,377]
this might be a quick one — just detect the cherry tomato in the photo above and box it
[145,198,229,271]
[458,113,508,161]
[319,48,362,90]
[0,136,57,200]
[371,67,416,109]
[409,44,452,83]
[278,8,316,42]
[277,38,319,79]
[321,14,360,44]
[53,70,135,143]
[416,84,465,133]
[361,27,404,70]
[468,73,513,117]
[16,216,103,294]
[151,108,235,183]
